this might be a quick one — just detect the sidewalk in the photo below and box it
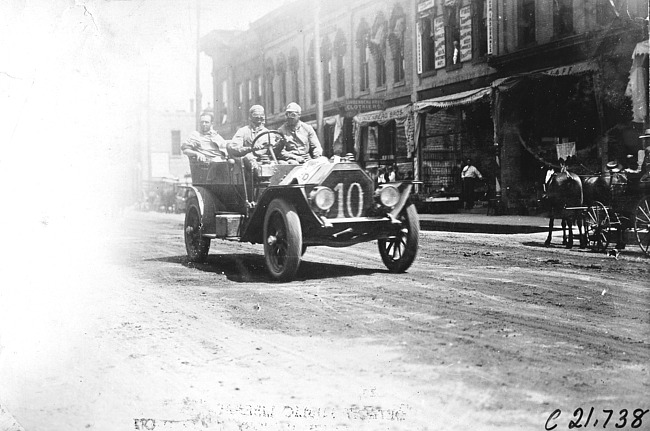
[419,209,550,234]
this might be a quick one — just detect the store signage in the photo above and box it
[459,5,472,62]
[344,98,386,112]
[418,0,435,13]
[434,16,445,69]
[487,0,493,55]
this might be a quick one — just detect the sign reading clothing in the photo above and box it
[459,6,472,62]
[434,16,445,69]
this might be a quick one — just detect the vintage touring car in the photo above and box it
[183,130,419,281]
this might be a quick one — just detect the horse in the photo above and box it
[544,166,585,248]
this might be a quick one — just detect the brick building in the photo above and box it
[202,0,648,211]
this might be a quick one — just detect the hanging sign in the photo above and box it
[434,16,446,69]
[416,21,423,74]
[418,0,435,14]
[459,5,472,62]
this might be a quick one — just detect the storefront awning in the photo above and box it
[414,87,491,112]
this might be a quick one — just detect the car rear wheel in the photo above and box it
[263,199,302,282]
[184,197,210,262]
[378,204,419,272]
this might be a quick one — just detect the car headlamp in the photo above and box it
[376,185,400,208]
[309,187,335,211]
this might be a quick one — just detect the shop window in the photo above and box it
[553,0,573,37]
[518,0,536,47]
[378,122,396,159]
[171,130,181,156]
[389,5,406,83]
[289,48,300,105]
[370,13,387,88]
[276,54,287,109]
[334,30,347,98]
[321,36,332,101]
[356,20,370,92]
[265,59,275,114]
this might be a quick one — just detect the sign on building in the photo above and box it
[344,98,386,113]
[434,16,445,69]
[459,6,472,62]
[487,0,493,55]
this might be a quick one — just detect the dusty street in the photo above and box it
[1,209,649,431]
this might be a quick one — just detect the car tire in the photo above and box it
[263,198,302,282]
[378,204,419,273]
[184,197,211,262]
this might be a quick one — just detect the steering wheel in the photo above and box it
[251,130,284,163]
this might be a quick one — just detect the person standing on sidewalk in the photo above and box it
[461,158,483,210]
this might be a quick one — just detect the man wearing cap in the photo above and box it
[277,102,323,164]
[182,111,228,162]
[228,105,269,171]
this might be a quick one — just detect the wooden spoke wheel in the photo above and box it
[634,195,650,257]
[184,197,210,262]
[583,201,610,253]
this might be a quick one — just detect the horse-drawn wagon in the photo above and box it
[182,130,420,281]
[581,165,650,256]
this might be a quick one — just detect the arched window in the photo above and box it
[265,58,275,114]
[370,12,387,88]
[356,20,370,92]
[289,47,300,105]
[334,29,347,98]
[276,54,287,109]
[389,5,406,83]
[321,35,332,101]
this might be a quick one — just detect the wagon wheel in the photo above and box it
[378,204,420,272]
[634,195,650,257]
[583,201,610,253]
[184,197,211,262]
[263,198,302,281]
[252,130,284,163]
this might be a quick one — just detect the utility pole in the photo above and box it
[195,0,202,129]
[314,0,323,140]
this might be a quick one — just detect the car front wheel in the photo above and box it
[378,204,419,272]
[263,199,302,282]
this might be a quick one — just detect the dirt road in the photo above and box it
[1,210,648,431]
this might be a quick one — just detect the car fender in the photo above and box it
[241,185,323,244]
[186,186,227,235]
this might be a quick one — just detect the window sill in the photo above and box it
[393,80,406,88]
[446,62,462,72]
[419,69,437,78]
[375,85,387,93]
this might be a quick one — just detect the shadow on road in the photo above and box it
[148,253,382,283]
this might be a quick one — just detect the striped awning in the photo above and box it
[414,87,491,112]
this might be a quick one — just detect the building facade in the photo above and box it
[202,0,648,211]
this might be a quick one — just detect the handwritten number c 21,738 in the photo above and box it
[545,408,648,430]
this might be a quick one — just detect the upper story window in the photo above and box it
[321,35,332,101]
[221,80,228,123]
[276,54,287,109]
[265,59,275,114]
[236,82,244,124]
[518,0,536,47]
[370,13,387,88]
[389,5,406,83]
[419,13,436,73]
[255,75,262,105]
[356,20,370,92]
[473,0,488,59]
[553,0,573,37]
[289,47,300,105]
[247,79,253,107]
[444,3,461,66]
[334,29,347,98]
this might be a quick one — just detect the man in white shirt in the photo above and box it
[461,158,483,210]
